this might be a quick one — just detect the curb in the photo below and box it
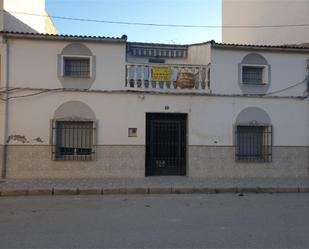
[0,186,308,197]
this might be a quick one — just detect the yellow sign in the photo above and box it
[151,67,172,81]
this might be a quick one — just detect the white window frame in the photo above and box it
[241,64,269,85]
[61,55,93,78]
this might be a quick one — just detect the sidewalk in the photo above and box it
[0,176,309,196]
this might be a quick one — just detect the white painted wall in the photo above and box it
[211,48,309,97]
[5,92,309,147]
[1,37,309,148]
[187,43,211,65]
[8,39,126,90]
[0,0,3,31]
[222,0,309,45]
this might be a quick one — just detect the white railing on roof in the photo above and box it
[126,63,210,92]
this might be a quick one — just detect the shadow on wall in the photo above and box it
[4,12,38,33]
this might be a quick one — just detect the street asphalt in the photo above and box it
[0,194,309,248]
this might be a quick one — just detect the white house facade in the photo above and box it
[0,31,308,179]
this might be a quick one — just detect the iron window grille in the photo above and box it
[52,121,96,161]
[63,57,90,77]
[236,125,272,162]
[242,66,264,84]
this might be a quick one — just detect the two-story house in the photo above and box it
[0,30,308,179]
[0,0,308,179]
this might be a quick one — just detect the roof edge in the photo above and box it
[0,31,128,43]
[211,42,309,53]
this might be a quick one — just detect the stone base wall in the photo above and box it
[188,146,309,178]
[0,145,3,178]
[6,145,145,178]
[2,145,309,179]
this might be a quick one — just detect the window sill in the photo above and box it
[53,155,95,161]
[235,157,272,163]
[241,82,268,85]
[62,75,91,79]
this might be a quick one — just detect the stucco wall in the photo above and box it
[211,48,309,97]
[187,43,211,65]
[0,0,3,31]
[222,0,309,45]
[0,41,6,145]
[8,39,126,90]
[4,93,309,146]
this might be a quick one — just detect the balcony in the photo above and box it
[126,63,211,92]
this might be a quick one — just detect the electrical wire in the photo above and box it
[0,88,62,101]
[0,77,307,101]
[4,10,309,29]
[263,77,308,96]
[7,90,55,100]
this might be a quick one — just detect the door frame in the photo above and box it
[145,113,188,176]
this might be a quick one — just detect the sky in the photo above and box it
[46,0,222,44]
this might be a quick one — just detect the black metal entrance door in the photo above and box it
[146,113,187,176]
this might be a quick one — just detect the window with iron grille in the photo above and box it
[242,66,265,84]
[52,121,96,161]
[236,125,272,162]
[63,57,90,77]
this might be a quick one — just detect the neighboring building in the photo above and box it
[0,0,57,34]
[222,0,309,45]
[0,31,308,179]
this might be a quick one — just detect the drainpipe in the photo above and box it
[307,59,309,171]
[307,59,309,94]
[2,37,10,179]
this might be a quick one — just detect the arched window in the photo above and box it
[52,101,97,161]
[57,43,96,89]
[235,107,272,162]
[239,53,271,94]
